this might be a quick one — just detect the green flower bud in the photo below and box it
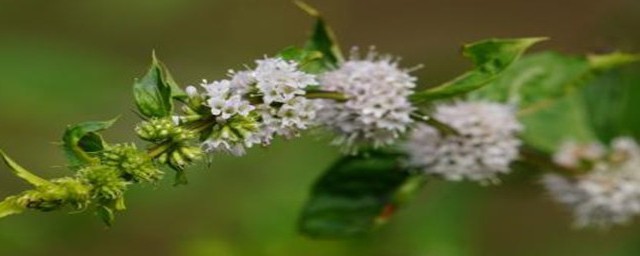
[77,165,128,201]
[100,143,163,183]
[135,118,196,143]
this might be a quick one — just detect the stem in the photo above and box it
[304,90,349,101]
[147,141,172,159]
[410,112,459,136]
[519,145,584,177]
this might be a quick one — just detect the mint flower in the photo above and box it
[405,101,522,184]
[543,137,640,228]
[253,57,316,104]
[202,79,255,120]
[194,57,319,154]
[317,48,417,151]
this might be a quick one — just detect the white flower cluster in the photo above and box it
[187,57,318,156]
[250,58,318,143]
[405,101,522,184]
[543,137,640,228]
[316,49,417,152]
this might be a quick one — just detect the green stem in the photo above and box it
[410,112,459,136]
[304,90,349,101]
[147,141,173,159]
[519,145,584,177]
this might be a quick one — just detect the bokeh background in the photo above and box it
[1,0,640,255]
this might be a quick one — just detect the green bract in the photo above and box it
[62,118,118,168]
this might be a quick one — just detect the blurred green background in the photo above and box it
[1,0,640,255]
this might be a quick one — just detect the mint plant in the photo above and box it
[1,2,639,236]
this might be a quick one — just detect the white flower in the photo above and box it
[254,57,317,104]
[235,57,320,144]
[404,101,522,184]
[317,49,417,151]
[202,80,254,120]
[195,57,318,155]
[543,137,640,228]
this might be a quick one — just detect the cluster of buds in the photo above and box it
[136,118,203,170]
[77,165,129,204]
[100,143,163,183]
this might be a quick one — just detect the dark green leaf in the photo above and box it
[298,150,424,238]
[410,37,545,103]
[296,1,344,70]
[133,52,176,117]
[96,205,115,227]
[0,150,51,186]
[62,118,117,167]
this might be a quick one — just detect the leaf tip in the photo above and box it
[294,0,320,17]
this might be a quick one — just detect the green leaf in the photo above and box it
[410,37,545,103]
[62,118,117,167]
[472,52,591,110]
[519,93,597,153]
[588,52,640,71]
[96,205,115,227]
[0,196,24,219]
[295,1,344,70]
[278,46,326,74]
[298,150,424,238]
[0,150,51,186]
[472,51,640,112]
[471,51,639,152]
[133,52,177,118]
[582,65,640,142]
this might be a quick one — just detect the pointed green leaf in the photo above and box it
[298,150,424,238]
[133,53,176,118]
[96,205,115,227]
[0,150,51,186]
[0,196,24,219]
[296,1,344,70]
[278,46,327,74]
[62,118,117,167]
[472,51,640,114]
[588,52,640,71]
[410,37,545,103]
[472,52,591,110]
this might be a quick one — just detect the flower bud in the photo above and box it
[136,118,196,143]
[77,165,129,201]
[100,143,163,183]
